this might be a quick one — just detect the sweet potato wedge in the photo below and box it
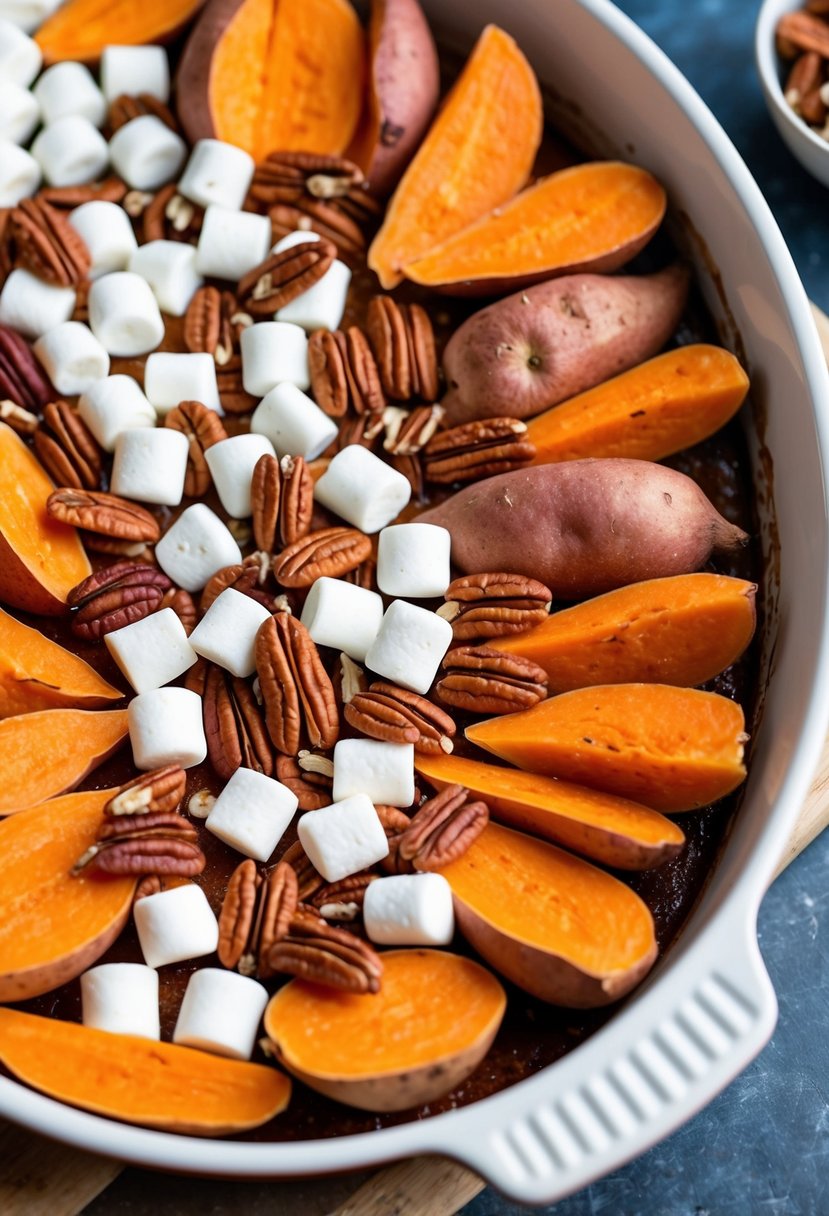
[35,0,204,63]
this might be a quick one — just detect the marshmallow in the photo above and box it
[108,115,186,191]
[134,883,218,969]
[32,321,109,396]
[250,381,337,460]
[0,267,73,337]
[195,204,270,282]
[80,963,160,1039]
[273,230,320,254]
[143,351,221,416]
[314,444,411,533]
[0,79,38,143]
[33,61,106,127]
[0,0,61,34]
[32,115,109,187]
[333,738,415,807]
[300,577,383,662]
[276,260,351,333]
[188,587,272,678]
[241,322,310,396]
[0,139,39,204]
[377,523,452,598]
[111,426,189,506]
[105,607,198,693]
[78,375,155,451]
[297,794,389,883]
[205,766,298,861]
[363,874,455,947]
[87,271,165,357]
[0,17,40,84]
[154,503,242,592]
[69,200,138,280]
[178,138,255,211]
[204,433,276,518]
[128,686,207,770]
[365,599,453,694]
[173,968,268,1061]
[129,240,203,317]
[100,45,170,104]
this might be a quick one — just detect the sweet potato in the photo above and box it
[418,459,748,599]
[441,265,689,424]
[35,0,203,63]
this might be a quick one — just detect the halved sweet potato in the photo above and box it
[0,1009,291,1135]
[35,0,204,63]
[264,949,505,1111]
[415,753,684,869]
[439,823,657,1007]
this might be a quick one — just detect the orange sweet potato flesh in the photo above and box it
[438,822,657,1007]
[264,949,505,1111]
[0,708,129,815]
[0,606,122,718]
[416,753,684,870]
[526,345,750,464]
[466,684,747,813]
[404,162,667,295]
[35,0,204,63]
[0,423,91,616]
[498,574,757,693]
[368,25,542,289]
[0,789,135,1001]
[0,1008,291,1135]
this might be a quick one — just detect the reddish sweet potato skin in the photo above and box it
[175,0,244,146]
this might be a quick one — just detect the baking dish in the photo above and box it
[2,0,829,1204]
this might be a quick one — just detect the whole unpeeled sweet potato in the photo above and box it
[418,459,748,599]
[441,265,689,424]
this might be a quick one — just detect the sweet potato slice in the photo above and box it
[0,708,129,814]
[404,161,666,295]
[264,950,505,1111]
[497,574,757,692]
[0,606,122,717]
[466,684,747,813]
[0,1009,291,1134]
[439,823,657,1007]
[35,0,204,63]
[416,753,684,869]
[368,24,542,289]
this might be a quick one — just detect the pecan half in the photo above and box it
[143,183,203,244]
[217,365,258,414]
[267,915,383,994]
[312,872,376,921]
[275,754,332,811]
[280,838,325,900]
[345,682,456,755]
[203,663,274,780]
[256,612,339,755]
[423,417,535,484]
[0,399,38,434]
[436,645,548,714]
[439,572,553,641]
[218,859,298,978]
[331,411,384,453]
[46,488,160,541]
[159,586,198,635]
[164,399,228,497]
[11,197,90,286]
[67,561,173,639]
[308,327,385,417]
[382,404,445,456]
[0,324,52,410]
[375,804,414,837]
[104,766,186,817]
[366,296,439,402]
[273,526,372,588]
[79,532,153,561]
[39,178,127,208]
[268,202,366,255]
[250,151,365,204]
[107,92,181,135]
[33,400,103,491]
[777,9,829,57]
[387,784,489,873]
[72,811,205,877]
[251,452,314,552]
[238,238,336,315]
[200,553,275,613]
[184,285,240,365]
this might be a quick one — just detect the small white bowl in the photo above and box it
[756,0,829,186]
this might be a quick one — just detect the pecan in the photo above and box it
[33,400,103,491]
[46,488,160,541]
[238,238,336,315]
[104,766,186,817]
[308,327,385,417]
[79,533,153,561]
[184,658,209,696]
[366,296,439,402]
[275,754,332,811]
[387,784,488,873]
[217,366,258,414]
[267,915,382,994]
[143,183,202,243]
[203,663,275,780]
[777,10,829,57]
[159,586,198,634]
[184,286,239,364]
[784,50,825,111]
[39,178,127,208]
[331,411,384,453]
[250,151,365,205]
[256,612,339,755]
[436,645,548,714]
[164,399,228,497]
[0,323,53,410]
[72,811,205,877]
[268,202,366,255]
[272,526,372,588]
[280,838,325,899]
[0,399,38,434]
[11,197,90,286]
[107,92,181,135]
[67,561,173,639]
[423,417,535,484]
[346,682,456,755]
[251,452,314,552]
[390,452,426,502]
[439,572,553,641]
[332,652,368,707]
[311,872,376,920]
[201,553,275,614]
[343,554,378,590]
[375,804,414,837]
[383,404,445,455]
[218,859,298,978]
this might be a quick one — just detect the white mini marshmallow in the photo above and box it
[377,523,452,598]
[300,577,383,662]
[0,139,39,204]
[195,204,271,282]
[178,138,255,211]
[154,503,242,592]
[32,115,108,187]
[314,444,411,533]
[297,794,389,883]
[143,351,220,415]
[188,587,272,678]
[0,17,40,84]
[33,61,106,127]
[100,44,170,104]
[32,321,109,395]
[333,738,414,807]
[128,686,207,770]
[87,271,165,356]
[134,883,218,969]
[0,79,38,143]
[0,266,73,337]
[206,766,298,861]
[80,963,160,1039]
[365,599,453,694]
[109,115,186,190]
[78,375,155,450]
[250,382,337,460]
[111,426,189,506]
[129,240,203,317]
[241,322,310,396]
[276,260,351,333]
[0,0,61,35]
[105,607,198,693]
[204,433,276,518]
[363,874,455,947]
[173,968,268,1061]
[69,200,138,279]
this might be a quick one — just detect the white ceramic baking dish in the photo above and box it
[2,0,829,1205]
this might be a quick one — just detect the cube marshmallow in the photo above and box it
[173,968,268,1061]
[188,586,272,678]
[299,576,383,663]
[332,738,415,807]
[105,607,198,694]
[363,874,455,947]
[365,599,453,695]
[77,375,155,451]
[154,503,243,592]
[205,766,298,861]
[134,883,218,969]
[314,444,411,533]
[81,963,160,1039]
[204,432,276,518]
[128,686,207,770]
[297,794,389,883]
[111,426,189,506]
